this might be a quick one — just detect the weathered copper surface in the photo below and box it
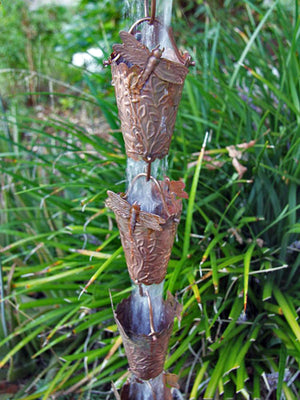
[105,177,187,285]
[114,293,182,381]
[108,30,191,163]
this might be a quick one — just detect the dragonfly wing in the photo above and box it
[119,31,148,52]
[106,191,130,219]
[139,211,165,231]
[155,59,188,84]
[113,31,149,69]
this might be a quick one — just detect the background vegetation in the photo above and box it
[0,0,299,399]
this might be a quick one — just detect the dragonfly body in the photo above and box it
[129,203,141,235]
[138,47,163,88]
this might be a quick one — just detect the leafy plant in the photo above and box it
[0,1,71,81]
[0,1,299,399]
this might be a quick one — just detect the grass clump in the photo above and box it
[0,1,299,399]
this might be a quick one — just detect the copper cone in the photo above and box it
[120,375,172,400]
[105,176,187,285]
[108,28,191,164]
[114,293,182,381]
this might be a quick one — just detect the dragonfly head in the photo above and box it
[152,47,163,60]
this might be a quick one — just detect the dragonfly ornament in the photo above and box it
[112,31,189,88]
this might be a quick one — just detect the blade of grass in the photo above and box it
[204,341,233,399]
[189,360,209,400]
[0,325,45,367]
[244,242,256,312]
[236,360,249,396]
[79,246,123,296]
[277,345,287,400]
[168,132,208,293]
[273,286,300,342]
[229,2,277,88]
[210,250,219,294]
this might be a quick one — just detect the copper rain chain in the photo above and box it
[104,0,193,398]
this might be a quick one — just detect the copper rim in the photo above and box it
[128,16,189,66]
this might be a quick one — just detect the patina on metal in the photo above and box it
[114,292,182,381]
[105,175,187,285]
[106,18,192,174]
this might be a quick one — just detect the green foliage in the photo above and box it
[0,1,70,72]
[58,0,124,53]
[0,0,299,399]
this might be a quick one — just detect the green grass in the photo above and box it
[1,0,300,399]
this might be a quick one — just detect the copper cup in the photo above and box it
[105,175,187,285]
[107,20,192,164]
[114,293,181,381]
[120,375,172,400]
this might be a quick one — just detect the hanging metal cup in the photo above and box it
[120,375,172,400]
[106,17,192,166]
[113,292,182,381]
[105,175,187,285]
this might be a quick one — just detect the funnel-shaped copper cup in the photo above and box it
[114,292,182,381]
[107,22,192,164]
[120,374,172,400]
[105,176,187,285]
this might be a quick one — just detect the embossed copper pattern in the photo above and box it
[109,30,190,163]
[105,177,187,285]
[114,293,181,381]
